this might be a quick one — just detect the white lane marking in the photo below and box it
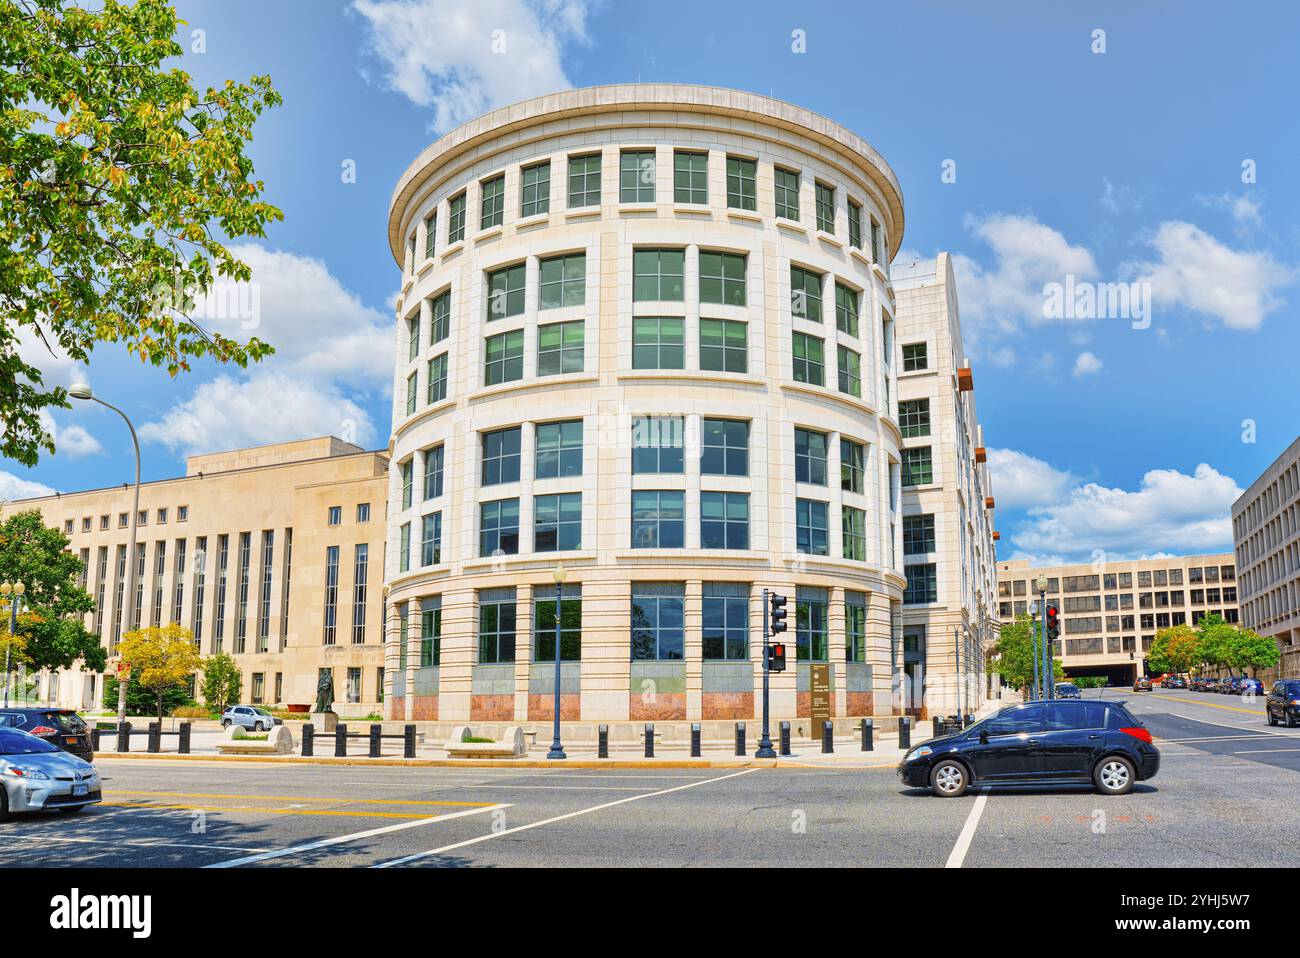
[458,784,654,791]
[374,768,760,868]
[1165,712,1298,739]
[945,788,989,869]
[1,835,272,853]
[1233,748,1300,754]
[204,803,509,868]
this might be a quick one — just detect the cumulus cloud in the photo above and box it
[1124,221,1291,330]
[38,411,103,459]
[1009,463,1241,561]
[0,470,56,503]
[987,448,1074,510]
[1197,191,1263,230]
[1072,351,1102,377]
[351,0,592,132]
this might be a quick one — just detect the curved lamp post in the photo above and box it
[1036,575,1051,700]
[1,580,26,707]
[69,384,140,727]
[547,564,567,760]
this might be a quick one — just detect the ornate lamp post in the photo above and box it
[547,564,567,760]
[1,581,26,707]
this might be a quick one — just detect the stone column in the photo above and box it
[829,585,847,717]
[439,586,476,720]
[515,584,533,720]
[404,602,420,722]
[685,579,703,720]
[866,589,895,716]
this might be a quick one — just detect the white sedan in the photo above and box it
[0,727,102,820]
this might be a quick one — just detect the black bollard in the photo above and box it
[369,724,382,757]
[898,716,911,750]
[734,722,746,756]
[147,721,161,753]
[118,721,131,753]
[90,728,102,752]
[598,724,609,759]
[335,723,348,757]
[933,716,944,738]
[779,720,791,756]
[690,723,701,758]
[821,720,834,753]
[644,723,654,758]
[403,724,416,759]
[178,722,192,754]
[302,723,315,757]
[861,718,874,752]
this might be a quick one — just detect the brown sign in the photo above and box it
[810,663,831,722]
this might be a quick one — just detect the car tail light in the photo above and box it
[1121,726,1153,744]
[29,725,58,736]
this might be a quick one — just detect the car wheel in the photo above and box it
[1267,710,1278,726]
[1094,756,1135,796]
[930,760,969,798]
[1287,712,1298,729]
[253,722,265,732]
[221,719,230,728]
[0,787,9,822]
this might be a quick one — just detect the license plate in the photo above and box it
[72,784,88,797]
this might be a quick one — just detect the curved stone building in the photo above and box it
[383,84,910,728]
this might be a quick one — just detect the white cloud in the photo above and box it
[1072,351,1102,377]
[350,0,592,132]
[139,372,377,457]
[1197,192,1262,230]
[987,448,1074,510]
[1099,178,1142,216]
[0,470,56,503]
[1125,221,1291,330]
[1009,463,1241,561]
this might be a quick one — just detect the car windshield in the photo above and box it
[0,728,60,756]
[48,712,87,731]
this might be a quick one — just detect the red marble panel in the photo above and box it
[702,692,754,720]
[629,692,686,721]
[527,693,580,721]
[470,694,515,721]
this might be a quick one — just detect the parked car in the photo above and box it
[1163,675,1187,690]
[0,727,102,820]
[1133,676,1153,692]
[897,699,1159,798]
[220,705,282,731]
[0,708,94,761]
[1266,680,1300,728]
[1055,683,1081,699]
[1219,676,1242,694]
[1200,677,1220,693]
[1237,677,1265,697]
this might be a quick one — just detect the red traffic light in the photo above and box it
[769,642,787,672]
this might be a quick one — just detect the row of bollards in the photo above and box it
[585,716,913,760]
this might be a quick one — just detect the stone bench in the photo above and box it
[215,724,295,755]
[444,725,526,758]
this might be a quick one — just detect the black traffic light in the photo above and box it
[768,642,787,673]
[1045,603,1060,643]
[769,593,788,634]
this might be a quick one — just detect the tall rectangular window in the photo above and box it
[673,151,707,204]
[698,251,746,306]
[815,182,835,233]
[902,447,933,486]
[837,346,862,398]
[726,156,756,211]
[420,599,441,666]
[790,266,823,322]
[848,201,863,250]
[796,587,829,660]
[280,529,292,642]
[834,282,859,337]
[774,168,800,220]
[795,428,828,485]
[632,416,685,474]
[632,249,685,301]
[619,150,655,203]
[702,583,748,660]
[423,444,444,500]
[520,161,550,217]
[448,192,466,243]
[407,314,420,361]
[903,514,936,554]
[398,522,410,574]
[152,540,166,626]
[842,506,867,561]
[482,426,522,485]
[423,212,436,260]
[257,531,273,651]
[191,537,206,646]
[484,329,524,385]
[401,459,413,509]
[632,316,685,369]
[840,438,865,493]
[870,218,883,263]
[234,533,251,653]
[534,493,582,552]
[534,587,581,661]
[535,420,583,479]
[351,542,368,643]
[899,399,931,437]
[796,499,829,555]
[213,535,228,651]
[405,372,417,416]
[904,563,938,604]
[631,583,685,660]
[172,538,186,625]
[846,593,867,662]
[479,174,504,229]
[792,332,824,385]
[427,353,448,404]
[486,262,525,320]
[480,499,520,556]
[699,318,747,373]
[568,153,602,207]
[479,589,517,663]
[537,321,584,376]
[539,252,585,309]
[701,418,749,476]
[631,490,685,548]
[700,492,749,549]
[323,545,340,644]
[430,290,450,344]
[421,513,441,566]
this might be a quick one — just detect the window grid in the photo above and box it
[815,182,835,233]
[699,318,747,373]
[619,150,656,203]
[792,332,825,385]
[480,174,504,229]
[632,316,685,369]
[673,151,708,204]
[774,167,800,220]
[726,156,756,210]
[790,266,823,322]
[539,253,585,309]
[520,161,550,217]
[537,321,584,376]
[698,251,746,306]
[568,153,602,207]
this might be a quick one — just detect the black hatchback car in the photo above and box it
[0,708,94,761]
[1266,680,1300,728]
[898,700,1159,798]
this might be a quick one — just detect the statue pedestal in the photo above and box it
[311,712,337,733]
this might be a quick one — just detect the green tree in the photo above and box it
[991,613,1064,692]
[0,510,105,673]
[1147,624,1200,675]
[1225,628,1279,678]
[0,0,282,465]
[116,623,202,722]
[103,671,194,716]
[1196,614,1237,673]
[200,652,241,713]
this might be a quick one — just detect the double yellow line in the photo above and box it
[101,790,494,821]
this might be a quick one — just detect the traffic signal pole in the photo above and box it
[756,588,776,758]
[1041,588,1051,700]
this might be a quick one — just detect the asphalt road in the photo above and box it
[4,686,1295,868]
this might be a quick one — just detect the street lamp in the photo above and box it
[1035,575,1051,701]
[70,384,140,727]
[1,581,26,707]
[546,564,567,760]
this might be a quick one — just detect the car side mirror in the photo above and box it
[978,730,989,744]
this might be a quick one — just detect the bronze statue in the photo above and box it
[314,670,335,714]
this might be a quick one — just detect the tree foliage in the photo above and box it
[1146,625,1200,674]
[0,509,104,672]
[0,0,282,465]
[103,671,194,716]
[991,613,1064,692]
[115,623,201,721]
[200,651,240,712]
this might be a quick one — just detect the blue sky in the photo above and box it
[6,0,1298,565]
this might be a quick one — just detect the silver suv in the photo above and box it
[220,705,282,731]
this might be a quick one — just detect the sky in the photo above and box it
[5,0,1299,567]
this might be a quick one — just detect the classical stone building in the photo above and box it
[892,254,1000,716]
[1,438,389,714]
[996,554,1241,685]
[1233,435,1300,681]
[383,84,913,726]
